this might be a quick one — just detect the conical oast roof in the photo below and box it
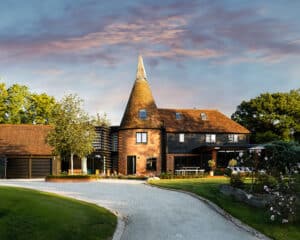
[120,56,162,129]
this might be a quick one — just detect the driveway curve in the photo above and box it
[0,179,261,240]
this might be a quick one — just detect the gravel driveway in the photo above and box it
[0,179,261,240]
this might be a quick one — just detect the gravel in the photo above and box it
[0,179,261,240]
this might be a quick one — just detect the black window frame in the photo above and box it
[146,157,157,171]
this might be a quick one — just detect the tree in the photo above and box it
[232,89,300,143]
[91,113,110,126]
[27,93,56,124]
[0,83,8,123]
[6,84,30,123]
[47,94,96,174]
[0,82,57,124]
[264,141,300,177]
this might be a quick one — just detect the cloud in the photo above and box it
[0,0,300,65]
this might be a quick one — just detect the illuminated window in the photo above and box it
[228,134,239,143]
[206,134,216,143]
[179,133,185,143]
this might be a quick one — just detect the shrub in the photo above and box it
[228,159,237,167]
[265,174,297,224]
[208,160,216,170]
[224,168,232,177]
[214,168,225,176]
[230,173,244,188]
[253,174,277,193]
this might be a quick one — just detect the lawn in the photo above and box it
[149,177,300,240]
[0,186,117,240]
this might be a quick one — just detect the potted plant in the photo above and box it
[208,160,216,176]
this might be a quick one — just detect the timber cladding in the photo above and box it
[118,129,162,175]
[6,156,53,178]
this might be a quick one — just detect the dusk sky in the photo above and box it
[1,0,300,125]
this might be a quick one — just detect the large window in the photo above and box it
[179,133,185,143]
[136,132,147,144]
[228,134,239,143]
[139,109,147,120]
[146,158,157,171]
[205,134,216,143]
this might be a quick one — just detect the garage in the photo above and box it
[31,158,52,178]
[0,124,59,179]
[7,158,29,178]
[5,158,52,178]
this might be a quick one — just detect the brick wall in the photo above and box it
[118,129,162,175]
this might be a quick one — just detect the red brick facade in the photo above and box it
[118,129,162,175]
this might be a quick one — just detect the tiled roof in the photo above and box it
[120,56,161,129]
[0,124,53,155]
[158,108,250,133]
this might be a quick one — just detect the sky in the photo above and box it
[0,0,300,125]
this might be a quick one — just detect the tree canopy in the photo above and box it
[232,89,300,143]
[47,94,96,173]
[0,83,56,124]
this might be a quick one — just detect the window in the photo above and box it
[139,109,147,120]
[111,133,118,151]
[146,158,157,171]
[228,134,239,143]
[206,134,216,143]
[136,132,147,144]
[200,112,207,120]
[179,133,185,143]
[175,112,182,120]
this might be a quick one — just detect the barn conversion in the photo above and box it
[0,56,250,178]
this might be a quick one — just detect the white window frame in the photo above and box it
[228,134,239,143]
[179,133,185,143]
[136,132,147,144]
[200,112,207,120]
[206,134,216,143]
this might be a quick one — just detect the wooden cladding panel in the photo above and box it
[6,157,52,178]
[7,158,29,178]
[31,158,51,178]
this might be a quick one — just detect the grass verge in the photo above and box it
[148,177,300,240]
[0,186,117,240]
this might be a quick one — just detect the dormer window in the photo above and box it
[139,109,147,120]
[200,112,207,120]
[175,112,182,120]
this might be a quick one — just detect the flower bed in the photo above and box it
[45,175,101,182]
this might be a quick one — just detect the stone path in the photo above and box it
[0,179,262,240]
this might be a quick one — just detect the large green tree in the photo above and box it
[47,94,96,174]
[0,82,57,124]
[232,89,300,143]
[0,83,8,123]
[6,84,30,123]
[27,93,56,124]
